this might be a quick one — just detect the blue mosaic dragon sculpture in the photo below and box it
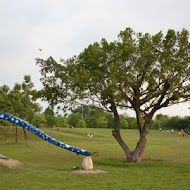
[0,113,91,156]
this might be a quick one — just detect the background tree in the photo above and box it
[96,116,108,128]
[37,28,190,162]
[120,119,129,129]
[44,107,56,128]
[104,112,115,128]
[85,116,97,128]
[151,114,169,130]
[67,113,86,128]
[71,104,104,117]
[76,118,86,128]
[182,116,190,130]
[6,75,41,121]
[0,75,42,144]
[164,116,190,130]
[31,114,46,128]
[125,117,137,129]
[0,85,12,126]
[56,116,69,128]
[71,104,111,128]
[0,85,11,113]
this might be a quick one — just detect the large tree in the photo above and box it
[36,28,190,162]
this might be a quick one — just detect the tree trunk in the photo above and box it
[110,100,151,163]
[112,129,132,157]
[15,125,29,146]
[127,108,150,162]
[111,101,151,162]
[15,125,18,142]
[110,101,132,159]
[127,134,147,162]
[23,128,29,146]
[113,129,148,163]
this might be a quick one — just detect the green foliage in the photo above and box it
[96,116,108,128]
[44,116,56,128]
[120,119,129,129]
[43,107,56,128]
[124,116,137,129]
[72,104,112,128]
[85,116,97,128]
[0,75,42,123]
[130,120,137,129]
[151,114,190,130]
[67,113,86,128]
[150,120,161,130]
[104,112,115,128]
[0,85,10,113]
[72,104,104,118]
[37,27,190,123]
[151,114,169,129]
[31,114,46,128]
[56,116,69,128]
[44,107,54,117]
[164,116,190,130]
[76,118,86,128]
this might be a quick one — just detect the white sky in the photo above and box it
[0,0,190,117]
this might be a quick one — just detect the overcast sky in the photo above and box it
[0,0,190,116]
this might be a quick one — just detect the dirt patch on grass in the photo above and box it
[0,158,23,168]
[73,169,107,174]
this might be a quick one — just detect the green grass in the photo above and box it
[1,126,190,190]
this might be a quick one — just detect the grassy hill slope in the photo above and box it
[1,126,190,190]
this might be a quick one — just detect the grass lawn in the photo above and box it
[0,126,190,190]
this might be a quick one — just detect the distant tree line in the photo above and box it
[151,114,190,131]
[0,76,190,130]
[67,104,137,129]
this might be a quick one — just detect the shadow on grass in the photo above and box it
[94,158,129,168]
[94,158,171,168]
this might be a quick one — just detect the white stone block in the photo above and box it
[82,156,93,170]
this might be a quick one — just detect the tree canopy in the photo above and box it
[36,28,190,162]
[0,75,42,121]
